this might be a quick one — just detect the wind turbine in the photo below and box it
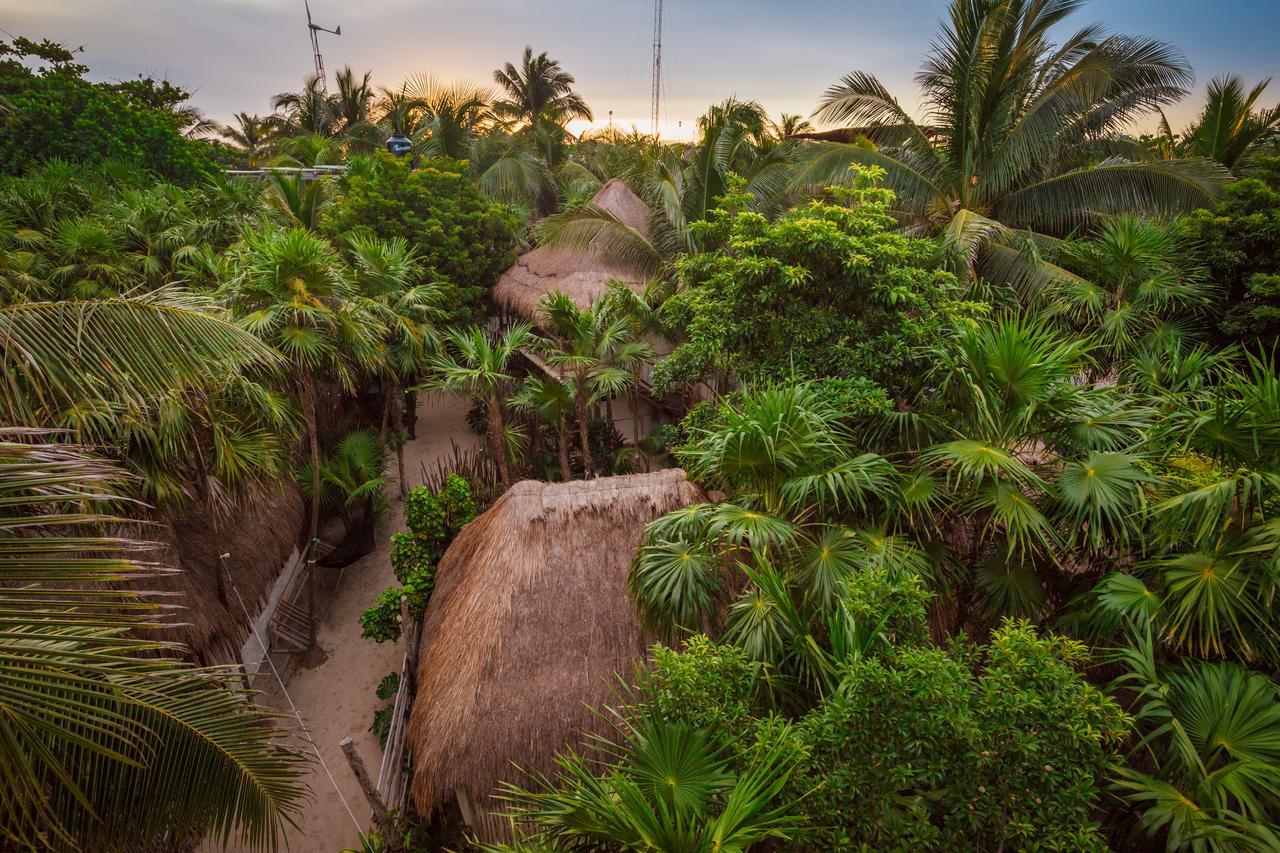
[304,1,340,91]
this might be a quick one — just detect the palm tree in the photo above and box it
[222,227,381,544]
[803,0,1227,295]
[1113,637,1280,850]
[536,99,797,279]
[1176,75,1280,172]
[219,112,279,166]
[0,437,308,850]
[271,74,338,137]
[536,292,654,478]
[508,375,576,481]
[332,66,376,132]
[1050,216,1211,369]
[346,233,444,459]
[402,76,493,159]
[495,716,803,851]
[493,47,592,131]
[423,323,533,488]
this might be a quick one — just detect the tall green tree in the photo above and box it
[493,46,592,131]
[423,323,533,487]
[222,227,381,543]
[536,291,654,478]
[1174,75,1280,172]
[802,0,1227,295]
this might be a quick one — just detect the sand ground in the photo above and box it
[214,392,481,853]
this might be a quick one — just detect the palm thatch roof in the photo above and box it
[492,178,653,322]
[408,469,705,831]
[151,482,306,664]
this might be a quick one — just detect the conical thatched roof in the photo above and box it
[492,178,653,321]
[408,469,705,830]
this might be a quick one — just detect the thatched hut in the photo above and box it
[408,469,705,839]
[492,178,653,322]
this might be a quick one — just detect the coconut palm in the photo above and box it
[296,427,392,527]
[493,47,592,131]
[222,226,381,543]
[271,74,338,137]
[1175,75,1280,172]
[0,435,308,850]
[802,0,1227,295]
[536,292,654,478]
[423,323,534,488]
[345,233,444,452]
[332,66,376,132]
[219,112,280,166]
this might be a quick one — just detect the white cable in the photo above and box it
[225,558,365,838]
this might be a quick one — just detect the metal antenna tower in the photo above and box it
[650,0,663,136]
[304,1,341,91]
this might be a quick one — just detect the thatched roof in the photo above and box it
[492,178,653,322]
[408,469,705,825]
[153,481,305,664]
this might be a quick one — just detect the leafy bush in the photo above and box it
[359,564,434,643]
[789,621,1128,852]
[323,154,516,322]
[369,672,400,748]
[388,532,429,585]
[0,37,217,182]
[1181,155,1280,349]
[652,169,980,394]
[404,473,476,557]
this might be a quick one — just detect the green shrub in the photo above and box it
[652,169,980,394]
[388,532,429,585]
[0,38,216,182]
[359,564,434,643]
[323,154,516,323]
[639,636,757,741]
[404,473,476,557]
[369,672,400,748]
[789,621,1128,852]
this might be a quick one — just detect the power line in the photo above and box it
[225,555,365,838]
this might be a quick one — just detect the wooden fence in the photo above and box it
[374,598,422,815]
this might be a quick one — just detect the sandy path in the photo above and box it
[217,392,481,853]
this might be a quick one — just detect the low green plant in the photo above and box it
[359,564,435,643]
[389,532,430,584]
[370,672,401,748]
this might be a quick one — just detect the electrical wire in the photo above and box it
[224,554,365,838]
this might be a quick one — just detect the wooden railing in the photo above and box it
[374,598,422,815]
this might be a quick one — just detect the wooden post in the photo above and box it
[306,538,318,649]
[400,595,417,692]
[340,735,402,852]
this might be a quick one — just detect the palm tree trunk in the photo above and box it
[487,392,511,487]
[557,417,572,481]
[630,384,642,446]
[575,383,593,478]
[379,378,397,449]
[302,372,321,545]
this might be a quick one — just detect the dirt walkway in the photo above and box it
[222,392,481,852]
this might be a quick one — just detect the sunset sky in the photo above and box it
[4,0,1279,139]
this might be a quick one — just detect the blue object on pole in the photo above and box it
[385,134,412,156]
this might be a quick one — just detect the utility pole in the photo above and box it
[304,0,341,91]
[651,0,663,136]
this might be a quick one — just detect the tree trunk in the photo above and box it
[557,417,572,481]
[379,379,396,449]
[487,392,511,487]
[302,373,321,546]
[575,383,593,478]
[630,384,643,446]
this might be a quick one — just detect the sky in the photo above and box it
[3,0,1279,141]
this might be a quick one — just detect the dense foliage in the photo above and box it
[1181,155,1280,347]
[323,154,517,322]
[654,170,977,393]
[0,37,217,181]
[361,474,476,643]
